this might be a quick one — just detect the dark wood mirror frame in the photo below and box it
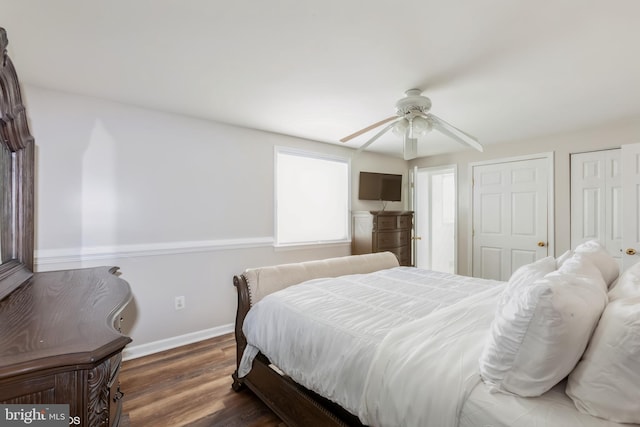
[0,28,35,301]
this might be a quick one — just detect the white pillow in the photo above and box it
[555,253,607,292]
[556,250,573,269]
[507,256,557,289]
[479,271,607,397]
[609,261,640,301]
[566,296,640,424]
[574,240,619,287]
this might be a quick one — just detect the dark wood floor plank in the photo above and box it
[120,333,284,426]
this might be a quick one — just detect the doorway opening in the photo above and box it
[414,166,457,273]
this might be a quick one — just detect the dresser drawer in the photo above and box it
[375,230,410,249]
[374,215,399,230]
[397,215,412,229]
[373,214,412,231]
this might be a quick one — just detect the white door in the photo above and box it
[622,143,640,270]
[414,166,457,273]
[570,149,622,266]
[472,156,551,280]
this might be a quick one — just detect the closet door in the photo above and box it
[570,149,622,266]
[622,143,640,270]
[472,156,550,281]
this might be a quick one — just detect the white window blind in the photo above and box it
[275,148,350,245]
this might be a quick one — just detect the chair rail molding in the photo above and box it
[35,237,274,265]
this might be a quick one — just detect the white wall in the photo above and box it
[25,84,640,356]
[25,85,408,356]
[411,118,640,275]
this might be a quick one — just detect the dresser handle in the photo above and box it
[113,389,124,402]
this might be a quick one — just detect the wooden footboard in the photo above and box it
[231,273,363,426]
[231,253,399,426]
[232,274,251,370]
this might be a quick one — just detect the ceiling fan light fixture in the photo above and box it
[392,118,409,137]
[411,115,432,136]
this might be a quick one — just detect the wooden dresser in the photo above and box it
[0,267,132,427]
[352,211,414,266]
[0,28,132,427]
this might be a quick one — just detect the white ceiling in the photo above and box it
[3,0,640,158]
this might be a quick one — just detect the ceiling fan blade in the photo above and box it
[340,116,398,143]
[428,113,483,152]
[355,119,401,153]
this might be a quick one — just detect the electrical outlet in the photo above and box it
[174,296,186,310]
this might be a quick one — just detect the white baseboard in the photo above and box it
[122,323,234,361]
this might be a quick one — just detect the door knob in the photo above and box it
[626,248,637,256]
[537,241,546,247]
[412,236,422,240]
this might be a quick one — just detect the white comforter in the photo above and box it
[239,267,503,422]
[359,285,503,427]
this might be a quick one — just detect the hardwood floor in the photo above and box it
[120,333,284,427]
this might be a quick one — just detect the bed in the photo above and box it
[232,245,640,426]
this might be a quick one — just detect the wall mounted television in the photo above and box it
[358,171,402,201]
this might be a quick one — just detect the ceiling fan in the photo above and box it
[341,89,483,160]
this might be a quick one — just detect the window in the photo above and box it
[275,147,350,246]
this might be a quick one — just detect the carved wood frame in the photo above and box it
[0,28,35,301]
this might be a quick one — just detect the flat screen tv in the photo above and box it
[359,171,402,201]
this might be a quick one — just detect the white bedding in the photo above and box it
[239,266,637,426]
[460,380,637,427]
[360,285,503,426]
[239,267,501,416]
